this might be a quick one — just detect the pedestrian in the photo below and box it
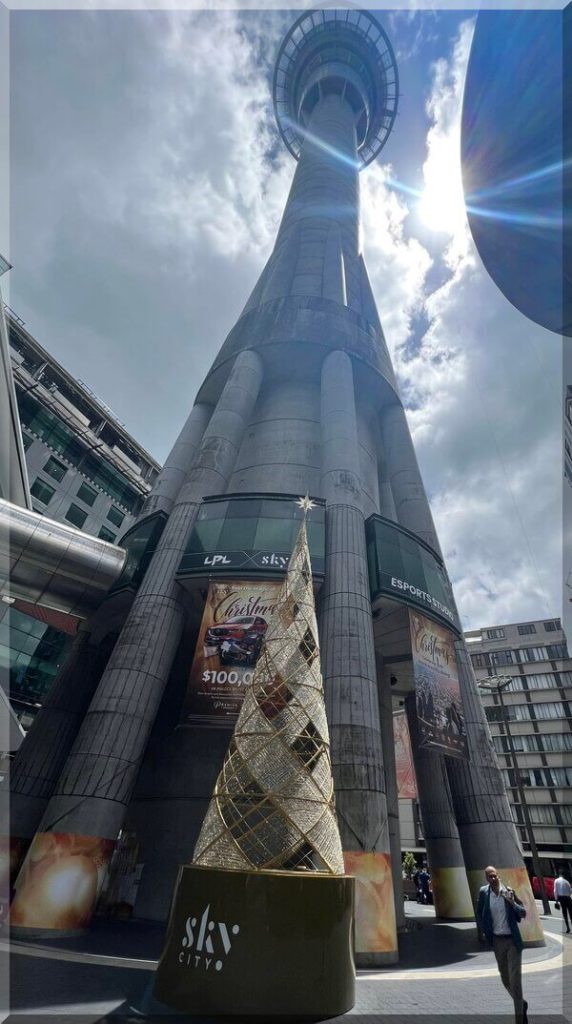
[418,866,431,904]
[476,865,528,1024]
[554,870,572,933]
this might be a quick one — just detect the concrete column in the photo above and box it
[381,403,442,554]
[446,642,544,943]
[12,350,263,932]
[377,665,405,929]
[404,694,473,920]
[5,402,213,856]
[319,349,397,966]
[139,402,213,518]
[7,625,114,850]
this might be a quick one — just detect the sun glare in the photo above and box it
[418,137,467,236]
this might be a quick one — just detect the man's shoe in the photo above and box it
[523,999,529,1024]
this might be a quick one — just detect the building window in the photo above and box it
[504,676,524,692]
[525,672,558,690]
[485,628,505,640]
[546,643,568,660]
[77,481,98,507]
[107,506,125,528]
[43,455,67,482]
[516,647,548,663]
[65,503,88,529]
[30,478,56,506]
[21,431,34,451]
[529,805,558,826]
[543,733,572,752]
[543,619,561,632]
[560,806,572,826]
[517,623,536,635]
[490,650,514,667]
[507,700,566,722]
[98,526,116,543]
[471,653,491,668]
[485,706,510,723]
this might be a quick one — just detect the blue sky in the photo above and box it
[6,8,563,631]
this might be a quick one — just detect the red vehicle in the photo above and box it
[205,615,268,666]
[531,876,555,900]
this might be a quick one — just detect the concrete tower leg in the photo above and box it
[139,401,213,518]
[380,401,542,941]
[447,642,544,943]
[9,351,263,935]
[5,402,213,870]
[319,350,397,966]
[381,403,442,554]
[5,625,114,870]
[404,695,473,920]
[377,665,405,929]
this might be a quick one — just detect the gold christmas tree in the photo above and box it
[193,502,344,875]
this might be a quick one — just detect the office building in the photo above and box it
[467,619,572,870]
[1,308,159,725]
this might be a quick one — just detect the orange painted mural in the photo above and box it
[343,850,397,955]
[10,832,115,930]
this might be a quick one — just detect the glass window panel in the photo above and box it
[253,516,293,551]
[218,516,258,550]
[98,526,116,543]
[107,506,125,528]
[77,481,98,507]
[547,643,568,659]
[43,456,67,482]
[192,519,224,552]
[65,503,88,529]
[30,478,56,506]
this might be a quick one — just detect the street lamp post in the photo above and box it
[478,673,551,916]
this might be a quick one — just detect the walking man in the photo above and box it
[476,865,528,1024]
[554,870,572,933]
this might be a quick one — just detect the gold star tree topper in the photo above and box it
[296,495,315,515]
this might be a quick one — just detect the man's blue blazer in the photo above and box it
[476,884,527,952]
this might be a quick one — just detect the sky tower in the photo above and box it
[8,10,543,963]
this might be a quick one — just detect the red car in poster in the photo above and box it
[205,615,268,666]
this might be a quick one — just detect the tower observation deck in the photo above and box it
[273,8,398,168]
[7,10,543,965]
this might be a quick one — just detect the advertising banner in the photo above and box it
[393,711,417,799]
[409,610,468,760]
[180,580,281,727]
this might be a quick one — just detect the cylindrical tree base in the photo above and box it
[154,864,355,1019]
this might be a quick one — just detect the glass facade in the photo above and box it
[110,512,167,592]
[0,609,73,717]
[366,514,461,634]
[178,494,325,578]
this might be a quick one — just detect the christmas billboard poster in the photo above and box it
[393,711,417,799]
[410,610,468,760]
[180,580,281,727]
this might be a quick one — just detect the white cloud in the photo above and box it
[397,18,562,629]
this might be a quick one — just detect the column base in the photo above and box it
[154,864,355,1018]
[356,949,398,967]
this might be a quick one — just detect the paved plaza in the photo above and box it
[2,902,571,1023]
